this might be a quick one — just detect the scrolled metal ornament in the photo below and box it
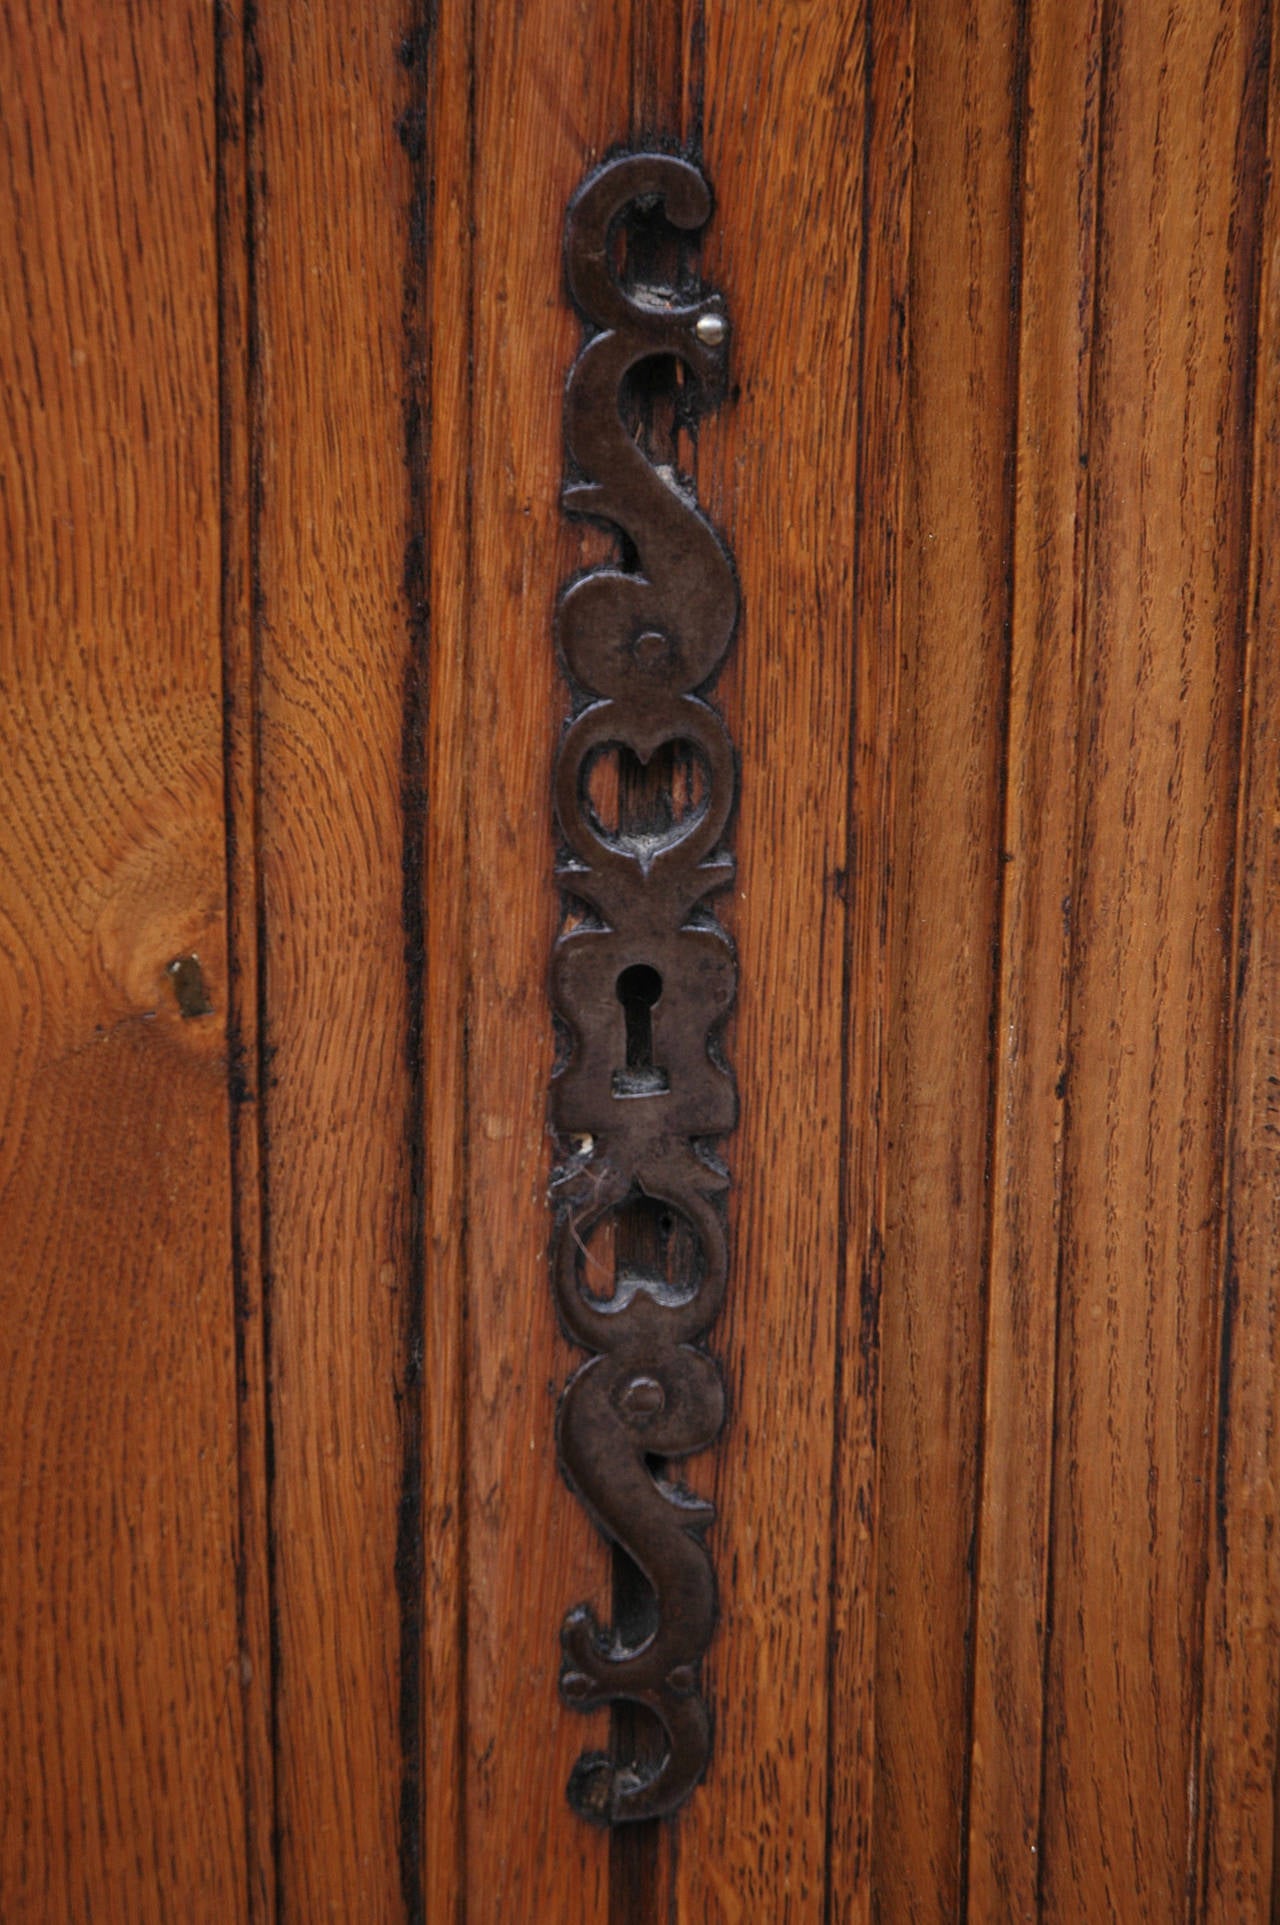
[549,150,739,1827]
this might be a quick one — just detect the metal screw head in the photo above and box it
[694,311,727,347]
[619,1374,666,1420]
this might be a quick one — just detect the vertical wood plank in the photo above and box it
[826,2,915,1917]
[460,4,626,1916]
[964,4,1101,1917]
[1038,4,1268,1915]
[1194,9,1278,1919]
[873,2,1022,1915]
[674,5,864,1915]
[415,5,470,1917]
[0,3,249,1917]
[252,5,416,1914]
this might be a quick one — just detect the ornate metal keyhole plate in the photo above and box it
[548,151,739,1826]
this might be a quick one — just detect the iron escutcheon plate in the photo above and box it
[549,150,739,1827]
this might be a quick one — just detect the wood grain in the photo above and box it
[873,1,1022,1914]
[216,2,276,1915]
[458,4,627,1917]
[1038,3,1269,1916]
[0,2,249,1917]
[413,6,470,1917]
[8,5,1280,1918]
[1194,9,1279,1918]
[251,4,417,1914]
[965,4,1101,1917]
[826,2,915,1916]
[673,5,865,1916]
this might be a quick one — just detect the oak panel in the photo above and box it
[0,3,248,1917]
[251,5,416,1914]
[965,3,1101,1915]
[8,8,1279,1920]
[216,2,276,1914]
[674,5,865,1916]
[873,2,1022,1914]
[826,2,915,1917]
[1039,3,1268,1914]
[413,6,470,1918]
[1194,9,1279,1918]
[458,4,628,1917]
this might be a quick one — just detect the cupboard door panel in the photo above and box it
[1038,4,1268,1917]
[455,3,629,1916]
[0,4,250,1917]
[967,4,1100,1914]
[250,4,417,1915]
[872,3,1023,1914]
[680,5,863,1917]
[6,4,1280,1919]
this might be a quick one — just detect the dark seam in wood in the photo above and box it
[1034,0,1111,1905]
[1260,31,1280,1915]
[959,1,1032,1916]
[238,3,281,1907]
[396,10,437,1920]
[214,3,261,1913]
[458,5,478,1910]
[685,0,706,166]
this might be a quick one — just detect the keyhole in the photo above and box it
[612,963,670,1097]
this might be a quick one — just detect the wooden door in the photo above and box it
[4,2,1279,1919]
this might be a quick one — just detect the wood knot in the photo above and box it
[165,954,213,1019]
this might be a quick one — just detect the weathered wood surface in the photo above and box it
[4,2,1280,1920]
